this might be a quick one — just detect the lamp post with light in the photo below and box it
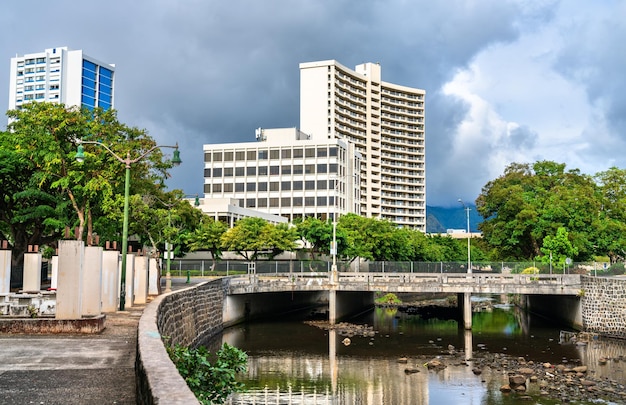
[75,140,181,310]
[458,199,471,274]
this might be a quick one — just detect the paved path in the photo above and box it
[0,277,205,405]
[0,306,143,405]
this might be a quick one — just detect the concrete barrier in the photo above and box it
[136,279,225,404]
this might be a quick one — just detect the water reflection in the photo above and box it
[222,300,626,405]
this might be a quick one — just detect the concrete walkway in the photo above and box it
[0,277,210,404]
[0,305,144,405]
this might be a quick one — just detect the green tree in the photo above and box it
[221,217,298,261]
[295,217,335,261]
[538,227,579,268]
[5,102,175,246]
[186,216,228,270]
[477,161,598,260]
[0,147,67,266]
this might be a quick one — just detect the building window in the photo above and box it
[213,184,222,192]
[270,182,279,191]
[270,166,279,175]
[204,184,211,193]
[281,149,291,159]
[246,182,256,192]
[293,165,303,175]
[258,150,268,160]
[293,181,303,191]
[270,198,279,207]
[259,166,268,175]
[213,152,223,161]
[305,164,315,174]
[235,167,244,176]
[317,180,327,190]
[281,197,291,207]
[224,168,233,177]
[317,163,327,173]
[258,182,268,191]
[281,181,291,191]
[305,180,315,190]
[213,168,222,177]
[329,147,338,157]
[293,148,303,158]
[204,168,211,177]
[317,196,327,206]
[330,163,338,173]
[246,199,256,208]
[235,183,244,192]
[247,150,256,160]
[224,152,234,161]
[305,197,315,206]
[293,197,303,207]
[224,183,233,192]
[235,151,245,161]
[270,149,279,159]
[258,198,267,208]
[281,165,291,175]
[305,148,315,157]
[246,167,256,176]
[204,152,211,162]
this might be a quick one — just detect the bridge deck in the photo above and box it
[226,272,582,295]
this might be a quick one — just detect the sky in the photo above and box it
[1,0,625,207]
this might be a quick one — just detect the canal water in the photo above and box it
[218,297,626,405]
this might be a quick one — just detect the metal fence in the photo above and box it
[166,259,614,277]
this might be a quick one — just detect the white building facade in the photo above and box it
[300,60,426,230]
[8,47,115,114]
[203,128,361,223]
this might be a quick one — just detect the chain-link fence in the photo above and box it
[166,259,619,277]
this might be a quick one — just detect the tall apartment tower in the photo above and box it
[300,60,426,230]
[8,47,115,114]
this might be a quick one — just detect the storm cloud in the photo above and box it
[1,0,625,206]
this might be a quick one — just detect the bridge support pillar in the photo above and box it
[329,289,337,325]
[463,293,472,330]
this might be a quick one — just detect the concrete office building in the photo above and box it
[8,47,115,114]
[203,128,361,223]
[300,60,426,230]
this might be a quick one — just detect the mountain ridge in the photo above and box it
[426,205,482,233]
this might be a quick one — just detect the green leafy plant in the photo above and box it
[375,292,402,305]
[167,342,247,404]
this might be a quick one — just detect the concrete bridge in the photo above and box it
[227,272,582,295]
[223,271,582,330]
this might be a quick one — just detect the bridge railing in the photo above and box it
[166,259,612,277]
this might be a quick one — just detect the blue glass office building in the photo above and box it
[9,47,115,114]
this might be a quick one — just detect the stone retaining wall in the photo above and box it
[136,279,226,405]
[581,276,626,339]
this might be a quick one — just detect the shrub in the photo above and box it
[375,292,402,305]
[167,342,247,404]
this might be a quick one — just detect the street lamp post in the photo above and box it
[75,140,181,311]
[458,199,472,274]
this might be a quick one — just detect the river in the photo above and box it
[217,296,626,404]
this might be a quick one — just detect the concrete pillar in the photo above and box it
[50,256,59,290]
[134,256,148,305]
[464,329,473,361]
[81,246,103,316]
[56,240,84,319]
[329,289,337,325]
[101,250,119,312]
[0,249,11,293]
[148,257,159,296]
[463,292,472,330]
[122,253,135,309]
[23,252,42,292]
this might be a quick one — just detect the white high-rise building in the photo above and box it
[300,60,426,230]
[8,47,115,114]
